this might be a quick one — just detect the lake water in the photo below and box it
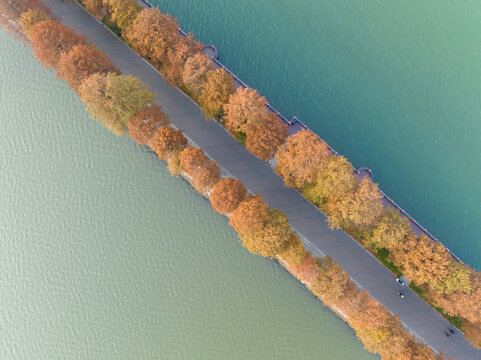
[0,32,377,359]
[151,0,481,270]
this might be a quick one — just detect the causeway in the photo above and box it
[43,1,481,358]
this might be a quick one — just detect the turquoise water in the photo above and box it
[0,31,377,359]
[151,0,481,269]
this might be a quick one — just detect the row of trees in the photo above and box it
[274,128,481,347]
[8,0,473,355]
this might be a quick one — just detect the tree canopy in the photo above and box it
[246,112,288,160]
[302,155,356,206]
[390,234,452,288]
[124,8,178,65]
[182,53,214,99]
[178,146,210,177]
[367,207,411,250]
[209,178,246,215]
[78,72,154,135]
[128,104,170,146]
[275,129,330,188]
[229,194,269,235]
[57,43,119,90]
[151,127,187,160]
[18,8,47,39]
[103,0,140,32]
[199,68,236,118]
[191,161,221,194]
[327,177,384,230]
[224,87,267,134]
[239,209,292,258]
[30,19,86,69]
[84,0,105,20]
[163,34,202,87]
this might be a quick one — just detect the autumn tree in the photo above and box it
[366,207,411,250]
[209,178,246,215]
[124,8,178,66]
[0,0,50,35]
[84,0,105,20]
[246,112,288,160]
[150,127,187,160]
[347,290,391,331]
[199,68,236,118]
[128,104,170,146]
[239,209,292,258]
[78,72,154,135]
[163,34,202,87]
[289,251,320,283]
[103,0,140,32]
[182,53,214,99]
[166,149,182,176]
[224,87,267,134]
[430,271,481,324]
[327,177,384,230]
[278,232,305,266]
[191,160,221,195]
[178,146,210,177]
[433,262,472,295]
[30,19,86,69]
[18,8,47,39]
[311,256,351,302]
[275,129,330,188]
[302,155,356,206]
[389,234,452,288]
[229,194,269,235]
[57,43,119,90]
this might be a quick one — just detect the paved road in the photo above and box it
[43,1,481,358]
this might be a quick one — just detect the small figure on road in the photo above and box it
[449,328,455,335]
[396,278,405,286]
[445,332,452,339]
[397,291,405,299]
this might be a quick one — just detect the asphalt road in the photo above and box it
[42,1,481,358]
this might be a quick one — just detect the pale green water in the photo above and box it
[0,32,377,359]
[152,0,481,269]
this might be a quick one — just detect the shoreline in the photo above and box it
[9,0,480,357]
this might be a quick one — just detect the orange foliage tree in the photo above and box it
[57,43,119,90]
[182,53,214,99]
[128,104,170,146]
[30,19,86,69]
[327,177,384,230]
[191,161,221,195]
[151,127,187,160]
[289,251,320,284]
[278,233,306,266]
[239,209,292,258]
[366,207,411,250]
[209,178,246,215]
[78,72,154,135]
[302,155,356,207]
[389,234,452,288]
[199,68,236,118]
[18,8,47,39]
[103,0,140,32]
[275,129,330,188]
[83,0,105,20]
[229,194,269,235]
[178,146,210,177]
[224,87,267,134]
[246,112,288,160]
[163,34,202,87]
[0,0,50,35]
[310,256,351,303]
[124,8,178,66]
